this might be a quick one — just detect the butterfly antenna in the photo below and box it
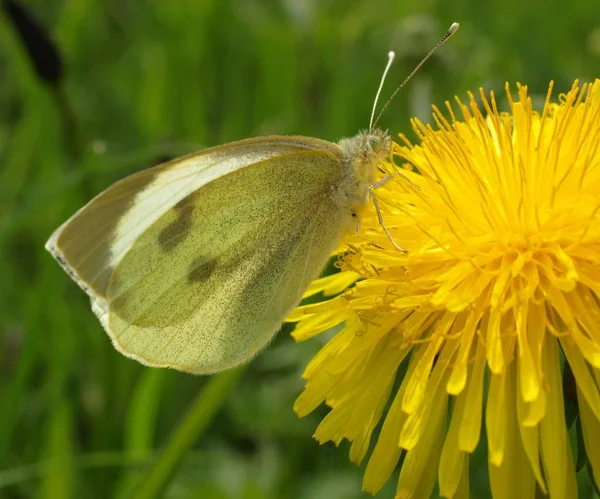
[369,51,396,131]
[372,22,459,129]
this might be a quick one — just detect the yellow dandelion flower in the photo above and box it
[288,80,600,498]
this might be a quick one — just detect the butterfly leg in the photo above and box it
[369,181,407,253]
[371,175,393,189]
[373,170,420,190]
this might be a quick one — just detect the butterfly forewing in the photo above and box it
[46,136,343,300]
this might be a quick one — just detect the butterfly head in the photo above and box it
[364,128,391,158]
[338,128,391,162]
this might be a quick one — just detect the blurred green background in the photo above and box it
[1,0,599,498]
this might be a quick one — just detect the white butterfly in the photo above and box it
[46,23,458,374]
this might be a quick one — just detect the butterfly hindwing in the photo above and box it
[101,150,349,373]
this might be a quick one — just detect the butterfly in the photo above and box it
[46,23,458,374]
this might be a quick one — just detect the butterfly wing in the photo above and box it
[47,138,348,373]
[46,136,342,299]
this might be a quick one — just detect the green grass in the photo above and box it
[1,0,600,497]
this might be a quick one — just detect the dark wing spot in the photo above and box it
[158,201,194,252]
[188,256,219,284]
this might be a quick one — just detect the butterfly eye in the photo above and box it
[368,136,381,152]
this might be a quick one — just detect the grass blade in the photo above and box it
[132,367,245,499]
